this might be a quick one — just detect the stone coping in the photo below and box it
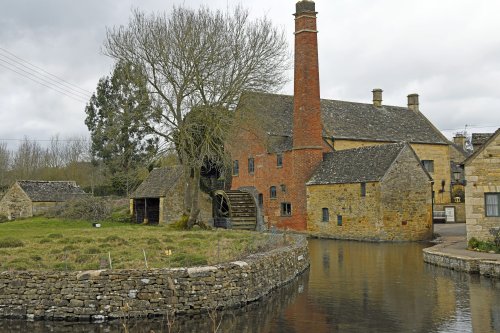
[423,240,500,279]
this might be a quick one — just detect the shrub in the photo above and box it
[490,227,500,248]
[53,196,112,222]
[0,214,8,223]
[0,237,24,248]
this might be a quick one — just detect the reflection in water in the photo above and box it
[1,239,499,332]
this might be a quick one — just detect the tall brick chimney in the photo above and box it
[408,93,420,112]
[293,0,322,149]
[372,89,383,107]
[286,0,323,231]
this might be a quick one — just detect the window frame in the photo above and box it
[248,157,255,174]
[270,186,277,199]
[258,193,264,206]
[422,160,434,173]
[232,160,239,176]
[281,202,292,216]
[277,154,283,168]
[485,193,500,217]
[322,208,329,222]
[337,215,343,226]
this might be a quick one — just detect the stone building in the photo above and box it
[306,143,433,241]
[130,166,211,225]
[227,0,454,238]
[465,128,500,242]
[0,180,86,219]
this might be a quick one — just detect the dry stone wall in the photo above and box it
[0,236,309,322]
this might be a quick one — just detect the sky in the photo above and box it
[1,0,499,150]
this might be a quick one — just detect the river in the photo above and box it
[1,239,499,332]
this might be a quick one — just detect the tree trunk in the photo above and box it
[183,164,193,216]
[186,166,201,229]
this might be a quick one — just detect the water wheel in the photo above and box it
[212,190,257,230]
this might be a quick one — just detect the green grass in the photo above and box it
[0,217,278,271]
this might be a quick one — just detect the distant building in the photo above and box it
[0,180,86,219]
[471,133,494,152]
[465,128,500,242]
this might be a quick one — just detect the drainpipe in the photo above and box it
[431,181,435,237]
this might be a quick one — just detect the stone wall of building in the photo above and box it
[0,236,309,322]
[380,147,433,241]
[307,182,383,240]
[465,132,500,242]
[0,183,32,219]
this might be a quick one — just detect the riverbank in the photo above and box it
[423,223,500,278]
[0,235,309,322]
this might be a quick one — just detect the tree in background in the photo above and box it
[104,6,289,226]
[85,60,159,196]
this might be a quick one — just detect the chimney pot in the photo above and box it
[372,89,383,107]
[408,93,419,112]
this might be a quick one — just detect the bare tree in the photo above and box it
[104,5,290,226]
[0,142,10,187]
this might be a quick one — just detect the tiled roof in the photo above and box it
[307,143,407,185]
[237,92,449,152]
[471,133,493,148]
[17,180,86,202]
[131,166,183,198]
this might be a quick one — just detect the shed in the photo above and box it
[130,166,183,224]
[0,180,86,219]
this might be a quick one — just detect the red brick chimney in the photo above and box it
[293,0,322,149]
[284,0,323,231]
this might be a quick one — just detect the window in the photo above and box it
[248,158,254,174]
[258,194,263,206]
[270,186,277,199]
[485,193,500,217]
[277,154,283,168]
[453,172,461,181]
[361,182,366,197]
[280,184,287,193]
[322,208,329,222]
[337,215,343,226]
[422,160,434,173]
[281,202,292,216]
[233,160,239,176]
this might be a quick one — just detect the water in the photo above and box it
[2,239,499,332]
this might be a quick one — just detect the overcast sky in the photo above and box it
[1,0,499,150]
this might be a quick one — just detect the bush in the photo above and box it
[0,237,24,248]
[51,196,112,222]
[490,227,500,248]
[0,214,8,223]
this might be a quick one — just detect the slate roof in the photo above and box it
[471,133,493,149]
[17,180,86,202]
[131,166,183,199]
[465,129,500,166]
[307,143,408,185]
[237,92,449,152]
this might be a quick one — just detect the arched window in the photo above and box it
[270,186,277,199]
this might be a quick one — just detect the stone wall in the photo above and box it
[465,132,500,242]
[0,236,309,322]
[0,183,32,219]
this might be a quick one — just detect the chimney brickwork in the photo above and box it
[372,89,383,107]
[408,94,420,112]
[284,0,323,230]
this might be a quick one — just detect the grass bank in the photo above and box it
[0,217,281,271]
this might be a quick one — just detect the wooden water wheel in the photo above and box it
[212,190,257,230]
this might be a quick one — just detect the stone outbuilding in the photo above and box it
[0,180,86,219]
[130,166,211,225]
[465,128,500,242]
[306,143,433,241]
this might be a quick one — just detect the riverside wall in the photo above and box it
[0,236,309,322]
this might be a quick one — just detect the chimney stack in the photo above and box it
[372,89,383,107]
[453,134,467,151]
[292,0,322,149]
[408,93,419,112]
